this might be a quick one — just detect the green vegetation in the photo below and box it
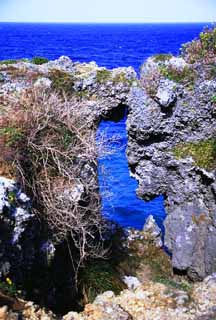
[182,26,216,63]
[79,260,125,304]
[7,191,16,205]
[173,138,216,170]
[138,241,172,280]
[153,53,172,62]
[0,59,18,65]
[154,276,192,292]
[112,72,136,86]
[96,69,135,85]
[120,234,193,294]
[0,278,22,298]
[0,127,24,147]
[159,65,197,85]
[49,69,75,95]
[211,95,216,104]
[208,64,216,79]
[0,57,48,65]
[96,69,111,83]
[0,58,30,65]
[31,56,49,65]
[200,27,216,53]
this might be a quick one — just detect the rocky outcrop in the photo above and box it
[1,46,216,317]
[63,273,216,320]
[0,56,137,123]
[127,55,216,280]
[0,56,137,313]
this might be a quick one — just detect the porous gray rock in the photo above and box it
[126,57,216,280]
[155,79,177,108]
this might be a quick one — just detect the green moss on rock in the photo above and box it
[173,138,216,170]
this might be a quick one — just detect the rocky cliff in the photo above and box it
[127,32,216,280]
[0,27,216,319]
[0,56,136,313]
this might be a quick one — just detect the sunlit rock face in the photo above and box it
[63,273,216,320]
[126,55,216,280]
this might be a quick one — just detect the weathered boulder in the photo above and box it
[155,79,177,108]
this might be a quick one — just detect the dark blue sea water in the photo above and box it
[97,116,166,230]
[0,23,206,230]
[0,23,206,72]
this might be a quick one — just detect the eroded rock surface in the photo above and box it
[63,273,216,320]
[127,55,216,280]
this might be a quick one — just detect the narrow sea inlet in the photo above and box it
[97,116,166,230]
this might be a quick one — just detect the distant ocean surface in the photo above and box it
[0,23,207,72]
[0,23,207,229]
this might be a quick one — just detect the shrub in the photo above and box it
[182,26,216,63]
[31,56,49,65]
[173,138,216,170]
[49,69,75,95]
[159,64,197,86]
[96,69,111,83]
[0,88,107,281]
[141,63,197,97]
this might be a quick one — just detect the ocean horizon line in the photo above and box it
[0,21,212,25]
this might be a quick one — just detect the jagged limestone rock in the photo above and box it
[127,55,216,280]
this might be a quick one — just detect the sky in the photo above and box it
[0,0,215,23]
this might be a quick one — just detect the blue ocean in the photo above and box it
[0,22,207,229]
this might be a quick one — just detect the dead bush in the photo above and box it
[0,88,108,280]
